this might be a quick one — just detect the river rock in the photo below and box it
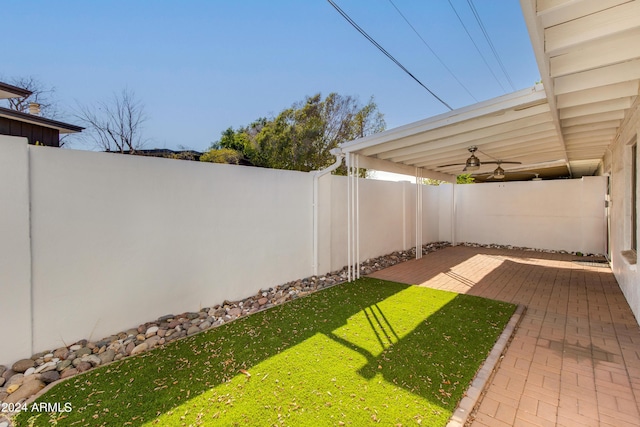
[145,336,161,349]
[82,355,101,367]
[158,314,174,322]
[98,349,116,365]
[40,370,60,384]
[60,368,78,379]
[145,326,159,337]
[53,348,70,360]
[56,360,72,371]
[3,379,45,404]
[75,347,92,357]
[187,325,200,336]
[210,307,226,317]
[130,343,148,356]
[76,362,92,373]
[199,321,211,330]
[227,307,242,317]
[6,374,24,388]
[2,369,15,381]
[12,359,35,373]
[34,361,57,374]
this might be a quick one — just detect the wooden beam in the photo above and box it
[414,141,564,168]
[545,1,640,54]
[539,0,629,29]
[559,97,633,119]
[556,81,639,108]
[379,122,556,162]
[561,110,626,127]
[554,59,640,95]
[359,104,551,157]
[562,120,622,134]
[549,28,640,77]
[339,87,547,154]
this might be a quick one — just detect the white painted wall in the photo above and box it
[603,95,640,321]
[0,137,32,366]
[0,138,610,367]
[325,175,441,272]
[454,177,606,254]
[28,146,313,355]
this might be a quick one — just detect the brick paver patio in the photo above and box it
[369,245,640,427]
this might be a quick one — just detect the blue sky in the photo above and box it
[2,0,540,152]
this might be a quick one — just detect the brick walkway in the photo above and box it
[369,245,640,427]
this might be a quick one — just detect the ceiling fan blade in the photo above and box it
[499,161,522,165]
[437,163,466,168]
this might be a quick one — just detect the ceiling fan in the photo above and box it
[476,170,543,182]
[437,146,522,173]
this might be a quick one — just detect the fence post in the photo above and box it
[0,136,33,366]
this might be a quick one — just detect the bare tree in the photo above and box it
[1,76,60,118]
[75,89,147,153]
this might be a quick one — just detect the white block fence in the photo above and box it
[0,135,606,365]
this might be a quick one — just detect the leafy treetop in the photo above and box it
[202,93,385,174]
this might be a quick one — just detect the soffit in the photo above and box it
[523,0,640,177]
[340,85,569,181]
[339,0,640,182]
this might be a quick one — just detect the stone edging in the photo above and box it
[446,304,526,427]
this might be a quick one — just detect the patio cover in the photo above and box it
[339,0,640,181]
[338,0,640,279]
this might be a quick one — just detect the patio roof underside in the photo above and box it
[340,0,640,182]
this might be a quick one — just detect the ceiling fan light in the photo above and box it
[465,154,480,171]
[493,166,505,179]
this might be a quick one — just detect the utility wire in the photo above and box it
[466,0,515,91]
[387,0,478,103]
[327,0,453,111]
[446,0,507,93]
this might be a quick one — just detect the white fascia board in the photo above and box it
[520,0,571,171]
[339,86,547,154]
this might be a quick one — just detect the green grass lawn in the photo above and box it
[14,278,515,427]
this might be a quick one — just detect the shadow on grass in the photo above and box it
[15,278,514,427]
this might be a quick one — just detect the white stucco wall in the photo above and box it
[0,137,33,365]
[603,95,640,322]
[28,146,314,354]
[454,177,606,254]
[326,176,441,272]
[0,138,613,366]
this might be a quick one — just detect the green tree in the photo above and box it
[456,173,475,184]
[202,93,385,173]
[423,174,475,186]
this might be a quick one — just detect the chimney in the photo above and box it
[29,102,41,116]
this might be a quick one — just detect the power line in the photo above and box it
[466,0,515,91]
[327,0,453,111]
[446,0,507,93]
[387,0,478,103]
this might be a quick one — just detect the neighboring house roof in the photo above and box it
[339,1,640,181]
[0,106,83,133]
[0,81,32,99]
